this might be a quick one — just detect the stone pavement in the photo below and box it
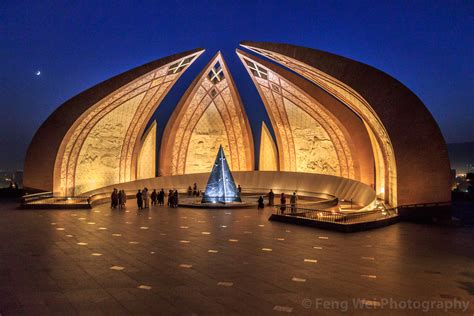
[0,200,473,315]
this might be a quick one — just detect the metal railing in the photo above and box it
[21,187,347,210]
[273,203,397,225]
[87,188,338,206]
[21,191,54,204]
[21,192,89,208]
[21,192,90,206]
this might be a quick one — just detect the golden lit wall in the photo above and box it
[137,121,157,180]
[240,44,397,206]
[160,52,254,175]
[57,51,202,195]
[74,94,143,194]
[259,122,278,171]
[238,52,354,179]
[185,103,232,173]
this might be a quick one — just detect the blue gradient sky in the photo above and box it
[1,0,473,170]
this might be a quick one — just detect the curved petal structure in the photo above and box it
[23,42,451,211]
[137,121,157,180]
[259,122,279,171]
[160,52,254,176]
[24,49,204,196]
[237,49,373,184]
[240,42,451,206]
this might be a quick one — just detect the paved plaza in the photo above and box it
[0,200,473,315]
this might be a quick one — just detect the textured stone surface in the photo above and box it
[238,51,354,178]
[24,49,204,195]
[75,94,144,194]
[240,41,451,207]
[160,52,254,176]
[185,103,231,173]
[259,122,278,171]
[137,121,157,180]
[284,99,339,175]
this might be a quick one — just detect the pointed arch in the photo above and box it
[160,52,254,175]
[237,50,358,181]
[137,121,157,180]
[24,49,204,196]
[240,41,451,207]
[259,122,279,171]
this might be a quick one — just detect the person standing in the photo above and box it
[193,183,197,196]
[238,185,242,194]
[113,188,119,209]
[187,186,192,197]
[290,191,298,214]
[143,188,150,208]
[136,190,143,209]
[122,190,127,207]
[118,190,124,209]
[268,189,274,206]
[280,193,286,214]
[151,189,157,206]
[173,190,179,207]
[167,190,173,207]
[159,189,165,205]
[258,196,264,209]
[110,189,116,209]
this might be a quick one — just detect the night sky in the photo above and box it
[1,0,473,171]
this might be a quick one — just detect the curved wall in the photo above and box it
[259,122,279,171]
[137,121,157,180]
[241,42,451,207]
[84,171,377,209]
[237,49,375,186]
[24,49,204,195]
[24,43,450,209]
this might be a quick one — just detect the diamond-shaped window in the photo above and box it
[208,62,224,84]
[210,88,218,98]
[167,56,194,75]
[271,83,281,94]
[244,59,268,80]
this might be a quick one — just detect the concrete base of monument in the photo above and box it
[179,197,258,208]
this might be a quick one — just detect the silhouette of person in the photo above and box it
[280,193,286,214]
[151,189,157,206]
[268,189,274,206]
[258,196,264,209]
[136,190,143,209]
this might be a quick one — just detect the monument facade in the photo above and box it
[24,42,451,210]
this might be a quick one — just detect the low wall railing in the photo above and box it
[88,188,338,207]
[273,203,397,225]
[21,192,90,207]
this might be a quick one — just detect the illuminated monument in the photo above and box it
[160,52,254,176]
[23,42,451,215]
[201,145,241,204]
[24,49,204,196]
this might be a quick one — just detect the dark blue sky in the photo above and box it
[1,0,473,170]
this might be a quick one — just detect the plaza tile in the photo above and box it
[0,200,473,314]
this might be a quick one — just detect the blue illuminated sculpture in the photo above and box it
[201,145,241,203]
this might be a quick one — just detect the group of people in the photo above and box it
[150,189,166,206]
[167,190,179,208]
[136,188,167,209]
[113,184,298,213]
[279,191,298,214]
[187,183,201,197]
[257,189,298,214]
[110,188,127,209]
[109,187,188,210]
